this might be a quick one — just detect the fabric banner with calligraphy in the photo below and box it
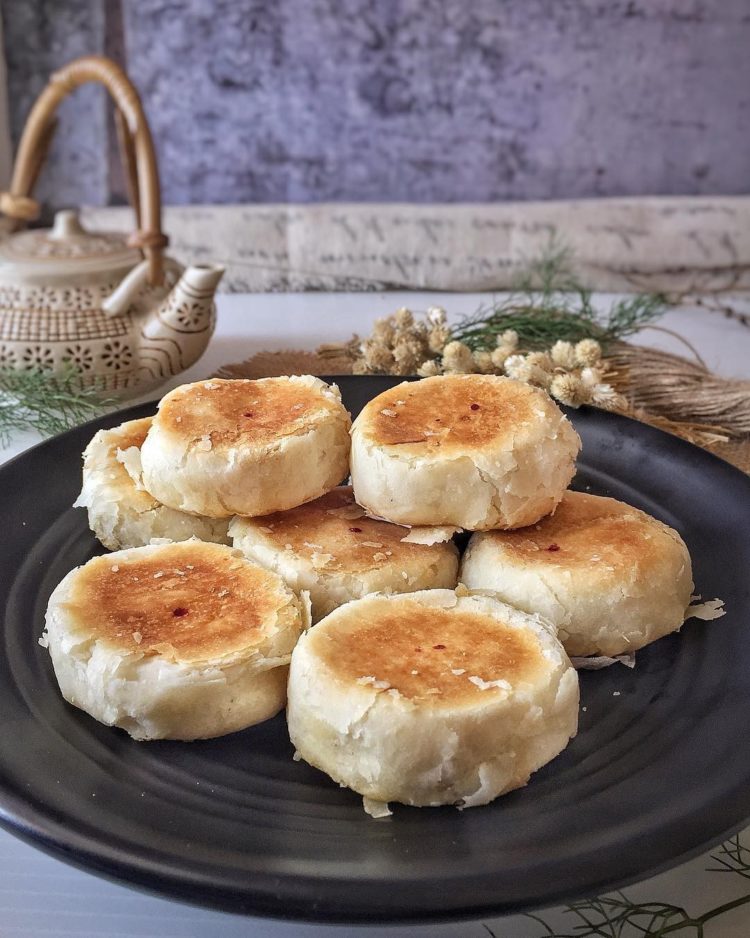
[81,196,750,295]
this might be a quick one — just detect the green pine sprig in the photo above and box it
[0,364,116,447]
[452,241,666,352]
[707,835,750,881]
[509,834,750,938]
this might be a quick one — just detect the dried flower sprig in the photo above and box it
[338,302,624,410]
[316,242,663,411]
[440,335,624,410]
[319,238,662,361]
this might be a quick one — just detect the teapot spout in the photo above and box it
[141,264,224,374]
[179,263,226,295]
[155,263,224,335]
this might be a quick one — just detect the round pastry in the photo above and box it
[349,374,580,530]
[75,417,231,550]
[287,589,578,808]
[43,541,309,740]
[459,490,694,657]
[229,486,459,621]
[139,376,351,518]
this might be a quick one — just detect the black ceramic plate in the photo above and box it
[1,375,749,924]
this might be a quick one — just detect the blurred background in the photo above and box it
[1,0,748,212]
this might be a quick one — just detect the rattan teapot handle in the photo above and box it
[0,55,168,285]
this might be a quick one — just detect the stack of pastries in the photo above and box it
[43,372,696,813]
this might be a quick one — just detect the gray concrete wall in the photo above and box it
[2,0,749,209]
[3,0,108,207]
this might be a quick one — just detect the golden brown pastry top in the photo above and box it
[308,597,545,706]
[65,542,293,663]
[238,486,455,572]
[154,378,346,449]
[355,374,549,454]
[81,417,157,510]
[478,490,685,571]
[104,416,151,452]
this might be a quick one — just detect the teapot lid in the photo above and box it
[0,209,142,281]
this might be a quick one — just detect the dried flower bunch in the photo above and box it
[318,243,662,411]
[351,306,446,377]
[347,305,624,411]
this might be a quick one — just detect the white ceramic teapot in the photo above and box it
[0,56,223,397]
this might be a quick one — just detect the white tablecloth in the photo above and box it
[2,292,749,937]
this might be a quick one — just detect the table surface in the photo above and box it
[2,291,750,938]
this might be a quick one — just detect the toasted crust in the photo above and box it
[229,486,459,620]
[359,374,539,454]
[287,590,578,807]
[112,416,151,450]
[232,487,426,573]
[460,491,694,656]
[75,417,230,550]
[350,375,580,530]
[472,490,686,571]
[65,541,296,665]
[139,376,352,518]
[156,378,346,449]
[43,542,308,740]
[306,599,545,707]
